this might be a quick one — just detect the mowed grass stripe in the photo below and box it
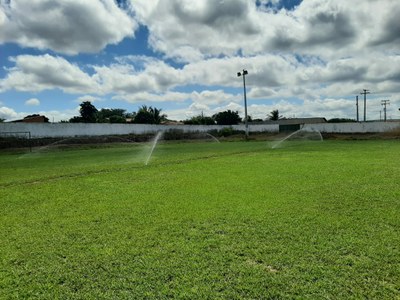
[0,141,268,187]
[0,140,399,299]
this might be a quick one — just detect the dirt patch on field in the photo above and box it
[322,130,400,140]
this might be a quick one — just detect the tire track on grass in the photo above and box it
[1,148,267,188]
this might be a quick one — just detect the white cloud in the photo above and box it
[113,91,189,103]
[131,0,400,61]
[1,50,399,114]
[131,0,264,61]
[0,0,137,55]
[0,54,100,93]
[76,95,104,103]
[25,98,40,106]
[165,103,211,121]
[93,57,183,94]
[0,106,79,122]
[113,89,240,107]
[246,97,357,120]
[39,108,80,122]
[0,106,20,120]
[191,90,241,105]
[166,100,244,121]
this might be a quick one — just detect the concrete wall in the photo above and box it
[0,123,278,138]
[303,122,400,133]
[1,121,399,138]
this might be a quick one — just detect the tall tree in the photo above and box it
[79,101,98,123]
[213,110,241,125]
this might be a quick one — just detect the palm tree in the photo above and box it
[268,109,282,121]
[133,105,166,124]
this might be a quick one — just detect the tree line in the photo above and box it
[3,103,358,124]
[66,102,290,125]
[68,102,167,124]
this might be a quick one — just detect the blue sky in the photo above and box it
[1,0,399,122]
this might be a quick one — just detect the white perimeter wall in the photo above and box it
[303,122,400,133]
[0,123,278,138]
[1,122,399,138]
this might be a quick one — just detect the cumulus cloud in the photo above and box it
[93,57,183,94]
[191,90,241,105]
[131,0,263,61]
[25,98,40,106]
[131,0,400,60]
[0,106,19,120]
[0,105,79,122]
[1,51,399,114]
[0,0,137,55]
[76,95,104,103]
[247,97,357,120]
[0,54,100,93]
[40,108,80,122]
[113,91,190,103]
[113,89,240,107]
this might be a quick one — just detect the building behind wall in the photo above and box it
[11,114,49,123]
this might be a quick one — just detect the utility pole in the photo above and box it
[381,100,390,122]
[356,95,359,122]
[360,89,370,121]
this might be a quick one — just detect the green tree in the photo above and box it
[213,110,241,125]
[243,115,253,123]
[109,115,127,123]
[69,116,84,123]
[183,113,215,125]
[0,118,5,122]
[97,108,127,123]
[79,101,98,123]
[268,109,282,121]
[251,118,264,123]
[327,118,355,123]
[132,105,166,124]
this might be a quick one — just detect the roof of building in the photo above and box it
[261,118,327,125]
[11,114,49,123]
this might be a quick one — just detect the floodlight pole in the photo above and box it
[237,69,249,139]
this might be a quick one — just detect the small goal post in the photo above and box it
[0,131,32,152]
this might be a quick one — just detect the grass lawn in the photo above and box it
[0,140,399,299]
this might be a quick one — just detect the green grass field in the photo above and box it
[1,140,399,299]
